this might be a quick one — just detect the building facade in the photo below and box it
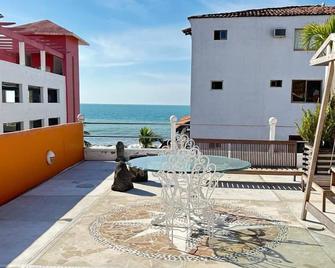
[0,18,87,133]
[184,5,335,140]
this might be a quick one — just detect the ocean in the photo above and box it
[81,104,190,146]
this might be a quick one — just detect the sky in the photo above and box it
[1,0,334,105]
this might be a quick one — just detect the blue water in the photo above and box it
[81,104,190,146]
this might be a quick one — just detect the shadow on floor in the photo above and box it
[0,161,116,267]
[127,188,156,196]
[217,181,302,191]
[135,180,162,188]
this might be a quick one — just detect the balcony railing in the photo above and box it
[83,121,171,146]
[82,115,300,168]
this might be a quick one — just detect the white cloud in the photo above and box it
[80,71,191,105]
[80,25,190,68]
[80,48,191,104]
[137,71,189,82]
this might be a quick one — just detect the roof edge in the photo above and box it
[187,4,332,20]
[182,27,191,35]
[12,20,89,46]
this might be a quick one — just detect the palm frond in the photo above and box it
[138,127,162,148]
[302,16,335,50]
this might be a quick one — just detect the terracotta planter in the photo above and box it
[303,144,334,175]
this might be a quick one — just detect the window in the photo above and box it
[294,29,314,50]
[2,82,21,103]
[270,80,282,87]
[25,53,32,67]
[53,56,63,75]
[291,80,322,103]
[3,122,23,133]
[273,28,286,38]
[48,88,59,103]
[214,30,227,40]
[294,29,304,50]
[48,117,60,126]
[211,81,223,90]
[30,119,43,129]
[28,86,42,103]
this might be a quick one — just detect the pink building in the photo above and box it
[0,17,88,133]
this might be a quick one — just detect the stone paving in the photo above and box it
[1,161,335,268]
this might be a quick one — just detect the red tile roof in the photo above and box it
[12,20,88,45]
[183,5,335,35]
[178,115,190,125]
[188,5,335,19]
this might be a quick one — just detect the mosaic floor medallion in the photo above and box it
[89,202,288,265]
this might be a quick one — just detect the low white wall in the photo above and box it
[84,147,163,161]
[0,60,66,132]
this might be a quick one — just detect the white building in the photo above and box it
[0,60,66,132]
[184,5,335,140]
[0,18,87,133]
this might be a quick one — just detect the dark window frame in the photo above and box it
[48,117,60,126]
[214,30,228,40]
[273,28,286,38]
[270,80,283,87]
[53,56,63,75]
[294,28,315,51]
[211,81,223,90]
[28,85,43,103]
[291,80,322,103]
[48,88,59,103]
[2,82,21,103]
[3,121,23,133]
[30,119,43,129]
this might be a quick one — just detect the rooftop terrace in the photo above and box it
[1,160,335,267]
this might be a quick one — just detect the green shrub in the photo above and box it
[296,97,335,148]
[138,127,162,148]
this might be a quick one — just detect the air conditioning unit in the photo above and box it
[273,28,286,38]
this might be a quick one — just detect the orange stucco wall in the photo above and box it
[0,123,84,205]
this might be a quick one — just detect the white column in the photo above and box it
[268,117,278,141]
[170,115,177,150]
[19,42,25,66]
[77,114,85,123]
[40,50,46,71]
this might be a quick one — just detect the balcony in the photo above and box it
[1,160,335,267]
[1,123,335,267]
[0,23,64,75]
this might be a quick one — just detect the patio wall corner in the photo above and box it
[0,123,84,205]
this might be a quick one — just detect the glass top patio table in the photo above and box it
[127,155,251,173]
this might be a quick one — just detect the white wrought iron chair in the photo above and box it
[157,134,220,250]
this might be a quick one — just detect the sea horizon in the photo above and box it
[81,103,190,146]
[80,103,190,107]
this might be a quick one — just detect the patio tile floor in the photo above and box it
[1,161,335,268]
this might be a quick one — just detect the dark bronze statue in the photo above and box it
[112,161,134,192]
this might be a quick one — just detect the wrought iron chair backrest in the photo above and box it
[158,135,219,213]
